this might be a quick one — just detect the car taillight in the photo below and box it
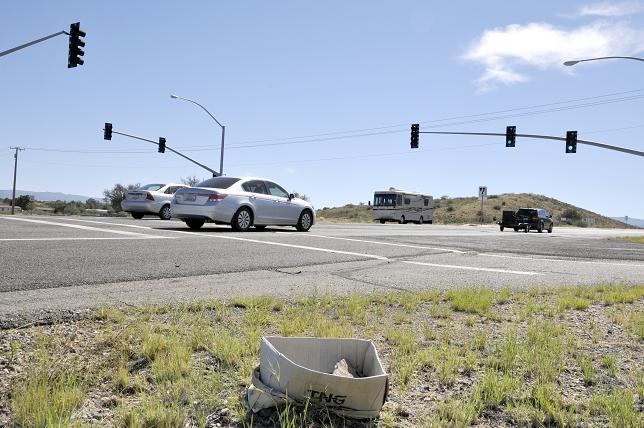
[532,215,538,220]
[207,193,226,200]
[146,193,154,201]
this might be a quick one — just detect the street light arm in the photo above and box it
[171,95,223,128]
[564,56,644,66]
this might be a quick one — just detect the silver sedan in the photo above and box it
[171,176,315,232]
[121,183,188,220]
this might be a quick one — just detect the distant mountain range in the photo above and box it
[0,190,100,203]
[611,217,644,229]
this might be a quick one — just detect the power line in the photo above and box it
[19,90,644,155]
[173,87,644,149]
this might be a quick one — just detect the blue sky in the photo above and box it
[2,1,643,217]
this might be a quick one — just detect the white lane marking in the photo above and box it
[164,229,389,260]
[0,217,171,238]
[276,233,467,254]
[61,218,157,230]
[166,229,539,274]
[479,253,644,268]
[402,261,540,276]
[0,237,166,241]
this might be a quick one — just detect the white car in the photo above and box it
[121,183,188,220]
[171,176,315,231]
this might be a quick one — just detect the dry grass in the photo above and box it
[1,283,643,427]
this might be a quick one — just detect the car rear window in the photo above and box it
[517,209,537,216]
[138,184,164,191]
[196,177,241,189]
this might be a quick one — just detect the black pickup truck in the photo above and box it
[498,208,554,233]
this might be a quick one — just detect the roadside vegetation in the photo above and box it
[1,283,642,427]
[610,236,644,244]
[317,193,634,228]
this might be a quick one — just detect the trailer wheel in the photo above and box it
[380,219,385,224]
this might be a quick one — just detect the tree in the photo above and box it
[292,192,310,201]
[15,195,34,210]
[85,198,103,209]
[181,176,201,186]
[103,183,140,212]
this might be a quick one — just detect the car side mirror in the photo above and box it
[289,193,295,200]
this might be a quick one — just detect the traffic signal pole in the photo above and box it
[108,128,219,176]
[418,131,644,157]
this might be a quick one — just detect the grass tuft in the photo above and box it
[445,288,494,315]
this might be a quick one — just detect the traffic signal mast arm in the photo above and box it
[0,30,67,58]
[418,130,644,157]
[109,129,219,176]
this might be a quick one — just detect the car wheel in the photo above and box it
[255,225,267,230]
[500,226,504,232]
[232,207,252,232]
[419,216,424,225]
[380,219,386,224]
[548,223,553,233]
[513,227,519,232]
[185,219,204,230]
[537,222,543,233]
[399,216,405,224]
[296,210,313,232]
[159,205,172,220]
[131,213,144,220]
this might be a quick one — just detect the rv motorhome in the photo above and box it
[372,190,433,224]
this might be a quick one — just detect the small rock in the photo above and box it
[332,359,358,378]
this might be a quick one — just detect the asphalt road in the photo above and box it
[1,215,643,318]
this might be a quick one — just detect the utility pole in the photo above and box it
[10,147,25,215]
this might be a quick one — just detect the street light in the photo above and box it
[563,56,644,66]
[170,94,226,176]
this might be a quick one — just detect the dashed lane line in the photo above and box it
[0,217,172,238]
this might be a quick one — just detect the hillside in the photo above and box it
[0,190,97,202]
[316,193,633,228]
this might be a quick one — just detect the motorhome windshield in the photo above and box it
[374,194,397,207]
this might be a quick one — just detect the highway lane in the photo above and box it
[1,216,643,316]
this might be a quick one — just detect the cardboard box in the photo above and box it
[248,336,388,419]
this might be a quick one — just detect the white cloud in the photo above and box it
[463,21,644,91]
[577,1,643,17]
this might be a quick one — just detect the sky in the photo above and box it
[1,1,644,217]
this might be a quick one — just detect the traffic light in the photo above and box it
[68,22,86,68]
[410,123,419,149]
[104,123,112,140]
[505,126,516,147]
[566,131,577,153]
[158,137,166,153]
